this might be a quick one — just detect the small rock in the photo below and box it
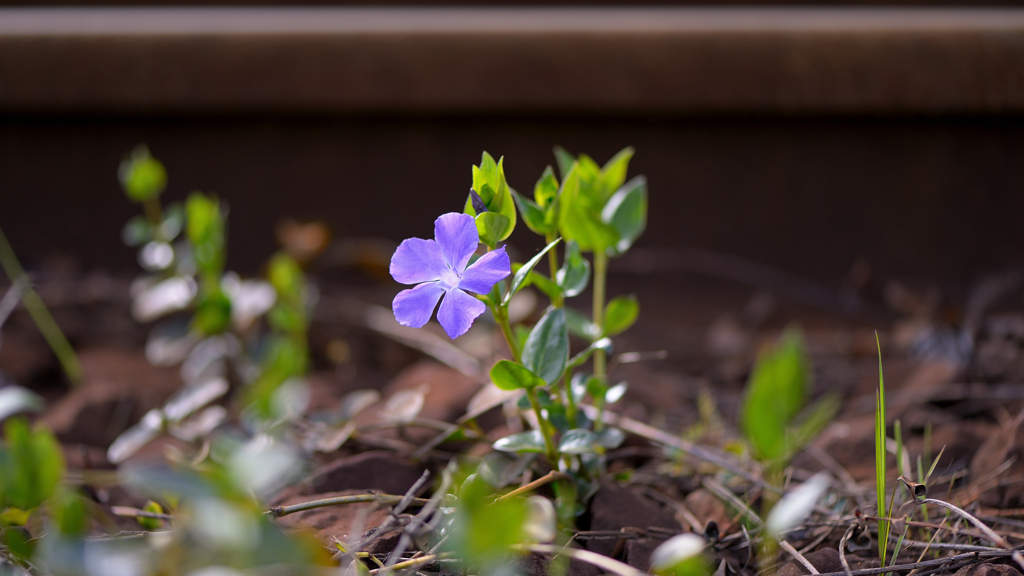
[585,479,680,558]
[776,548,843,576]
[623,538,662,572]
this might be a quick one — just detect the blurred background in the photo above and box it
[2,4,1024,285]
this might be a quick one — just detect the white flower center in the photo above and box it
[438,267,460,289]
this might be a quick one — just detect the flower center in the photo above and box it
[438,267,460,289]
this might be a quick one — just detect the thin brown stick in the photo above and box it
[267,493,430,518]
[781,540,819,574]
[493,471,570,503]
[369,554,438,574]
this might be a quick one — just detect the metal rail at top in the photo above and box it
[2,7,1024,115]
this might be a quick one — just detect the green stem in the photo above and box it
[0,225,83,385]
[592,249,608,430]
[493,304,521,363]
[592,250,607,379]
[526,387,558,464]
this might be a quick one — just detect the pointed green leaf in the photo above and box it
[512,190,550,236]
[526,271,564,304]
[557,163,618,252]
[503,238,561,306]
[598,146,635,201]
[595,427,626,449]
[556,240,590,297]
[741,328,810,462]
[565,307,600,341]
[553,146,575,180]
[491,360,546,391]
[602,176,647,255]
[474,212,511,249]
[567,338,613,371]
[468,153,516,242]
[534,166,560,209]
[558,428,598,455]
[493,430,546,453]
[604,294,639,336]
[522,308,568,384]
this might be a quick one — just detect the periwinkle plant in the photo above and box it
[112,146,315,463]
[389,149,648,490]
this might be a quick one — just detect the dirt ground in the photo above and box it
[4,247,1024,576]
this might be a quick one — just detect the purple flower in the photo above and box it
[391,213,511,339]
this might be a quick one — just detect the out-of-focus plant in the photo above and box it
[739,328,838,568]
[112,145,315,463]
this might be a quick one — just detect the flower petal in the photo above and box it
[437,288,486,339]
[434,213,479,274]
[458,246,511,295]
[393,282,445,328]
[390,238,447,285]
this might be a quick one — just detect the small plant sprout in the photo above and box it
[876,332,889,565]
[739,327,837,569]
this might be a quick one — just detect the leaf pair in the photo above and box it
[464,152,517,248]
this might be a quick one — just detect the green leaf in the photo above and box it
[559,429,598,455]
[526,271,563,304]
[474,212,511,249]
[741,328,810,462]
[521,308,568,384]
[595,427,626,449]
[556,240,590,298]
[604,294,639,336]
[1,417,64,511]
[567,338,613,371]
[565,307,600,340]
[119,145,167,203]
[512,190,549,236]
[192,289,232,335]
[553,146,575,181]
[602,176,648,255]
[466,153,516,243]
[503,238,561,306]
[557,164,619,252]
[185,192,226,276]
[598,147,635,201]
[493,430,546,453]
[490,360,546,391]
[534,166,560,209]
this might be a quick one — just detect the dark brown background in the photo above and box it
[2,7,1024,286]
